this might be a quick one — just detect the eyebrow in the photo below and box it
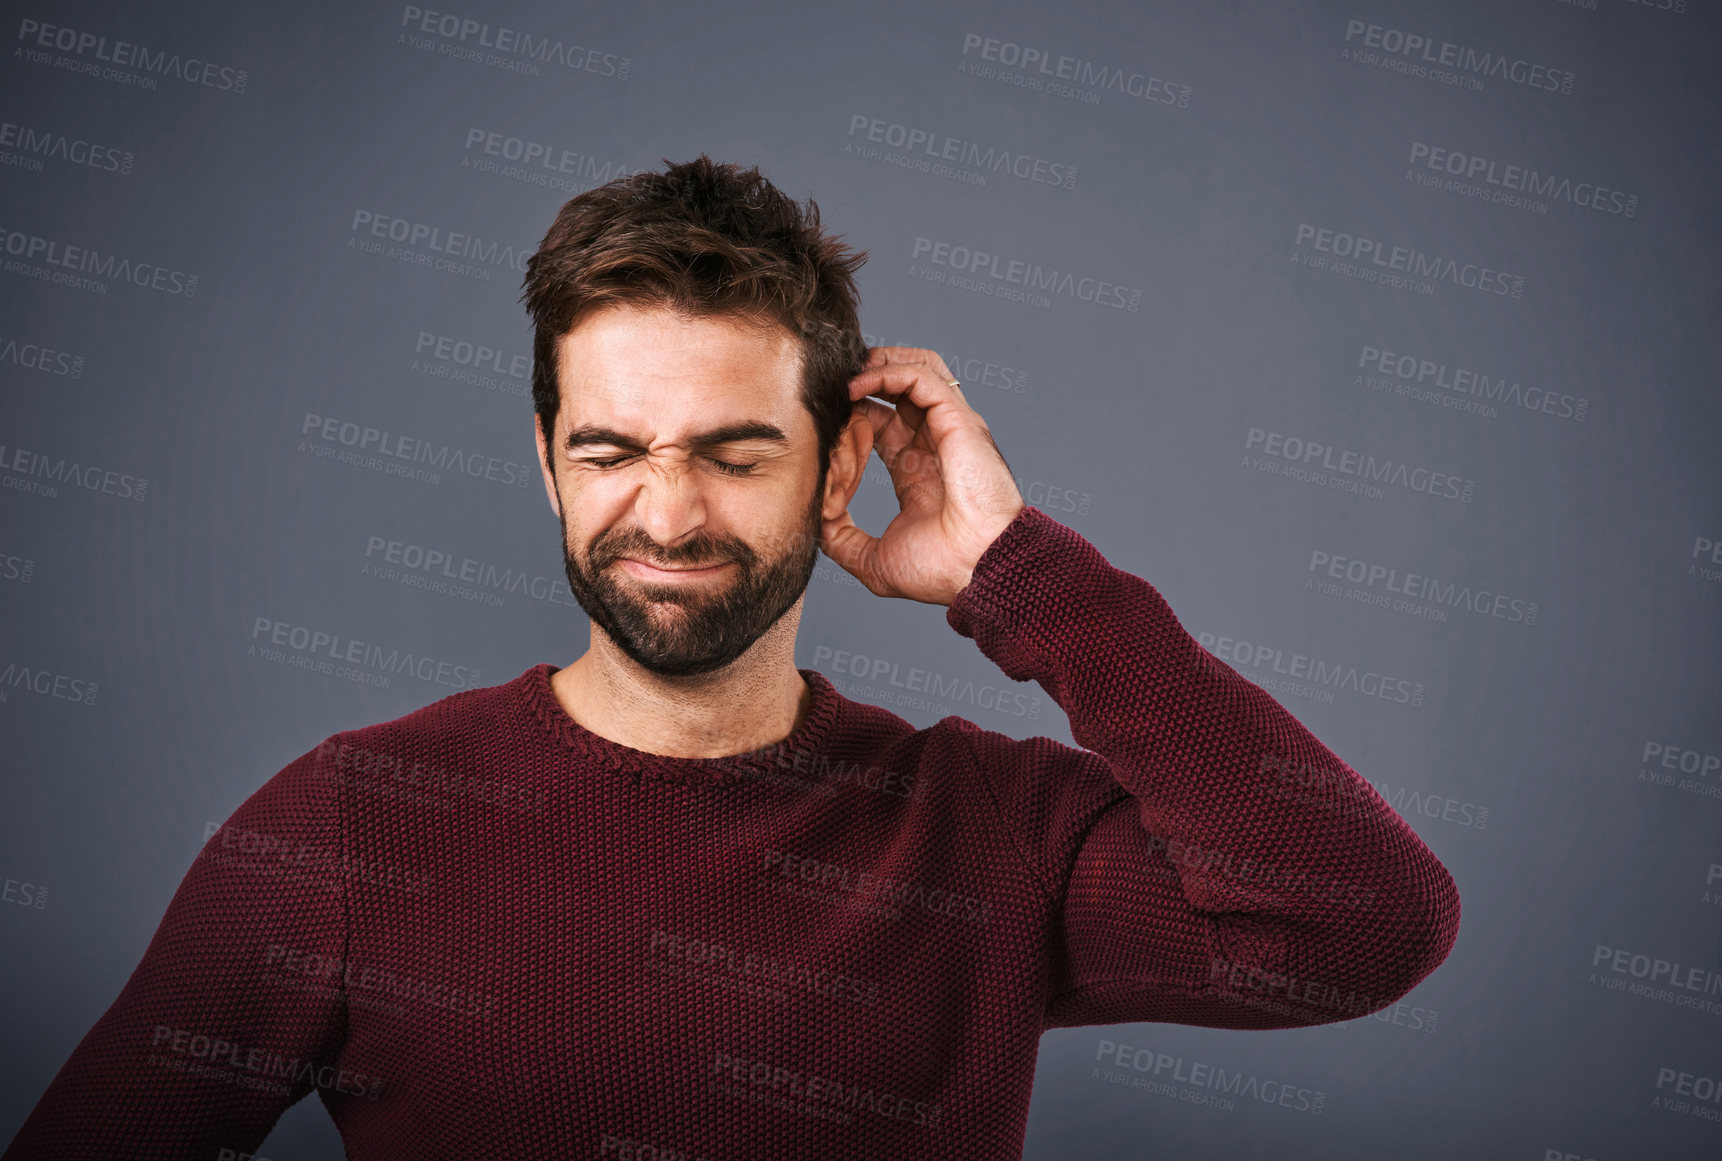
[562,421,791,453]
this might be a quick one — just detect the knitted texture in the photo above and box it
[4,505,1460,1159]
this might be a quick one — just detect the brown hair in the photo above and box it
[521,154,869,481]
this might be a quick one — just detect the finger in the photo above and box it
[865,346,956,381]
[864,346,960,397]
[854,395,897,440]
[849,365,930,432]
[853,397,917,471]
[871,406,932,481]
[819,507,883,594]
[848,364,976,449]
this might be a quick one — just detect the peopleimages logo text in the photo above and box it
[1295,224,1523,298]
[300,413,535,489]
[0,119,133,174]
[912,236,1141,311]
[1358,345,1588,422]
[1308,550,1538,626]
[462,128,637,186]
[1343,20,1575,94]
[16,18,248,91]
[349,211,530,272]
[398,6,629,78]
[959,33,1190,107]
[1407,143,1638,218]
[1,335,84,378]
[0,227,197,296]
[847,115,1076,189]
[1246,428,1476,503]
[1197,631,1426,708]
[250,617,482,691]
[0,441,148,500]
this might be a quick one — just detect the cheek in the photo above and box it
[560,475,630,523]
[554,504,594,553]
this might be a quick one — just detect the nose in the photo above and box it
[629,457,712,558]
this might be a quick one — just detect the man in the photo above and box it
[4,156,1460,1159]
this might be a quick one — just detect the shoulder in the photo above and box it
[319,663,547,766]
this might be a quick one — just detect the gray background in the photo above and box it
[3,0,1720,1157]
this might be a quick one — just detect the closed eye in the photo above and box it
[582,454,759,476]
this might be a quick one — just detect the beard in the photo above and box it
[557,470,826,678]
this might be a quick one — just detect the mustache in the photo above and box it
[591,532,752,571]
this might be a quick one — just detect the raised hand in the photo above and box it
[820,346,1025,606]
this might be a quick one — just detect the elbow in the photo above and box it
[1369,860,1462,1009]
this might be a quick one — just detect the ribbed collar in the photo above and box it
[518,661,845,785]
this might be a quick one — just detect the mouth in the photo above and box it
[618,558,733,582]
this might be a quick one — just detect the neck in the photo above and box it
[549,612,812,759]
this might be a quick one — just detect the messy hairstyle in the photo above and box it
[521,154,869,479]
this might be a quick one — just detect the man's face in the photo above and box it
[536,303,833,678]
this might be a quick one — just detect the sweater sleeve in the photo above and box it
[3,737,352,1158]
[943,506,1461,1031]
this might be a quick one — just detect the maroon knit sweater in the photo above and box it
[4,505,1459,1160]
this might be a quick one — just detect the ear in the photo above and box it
[822,408,875,522]
[534,417,562,521]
